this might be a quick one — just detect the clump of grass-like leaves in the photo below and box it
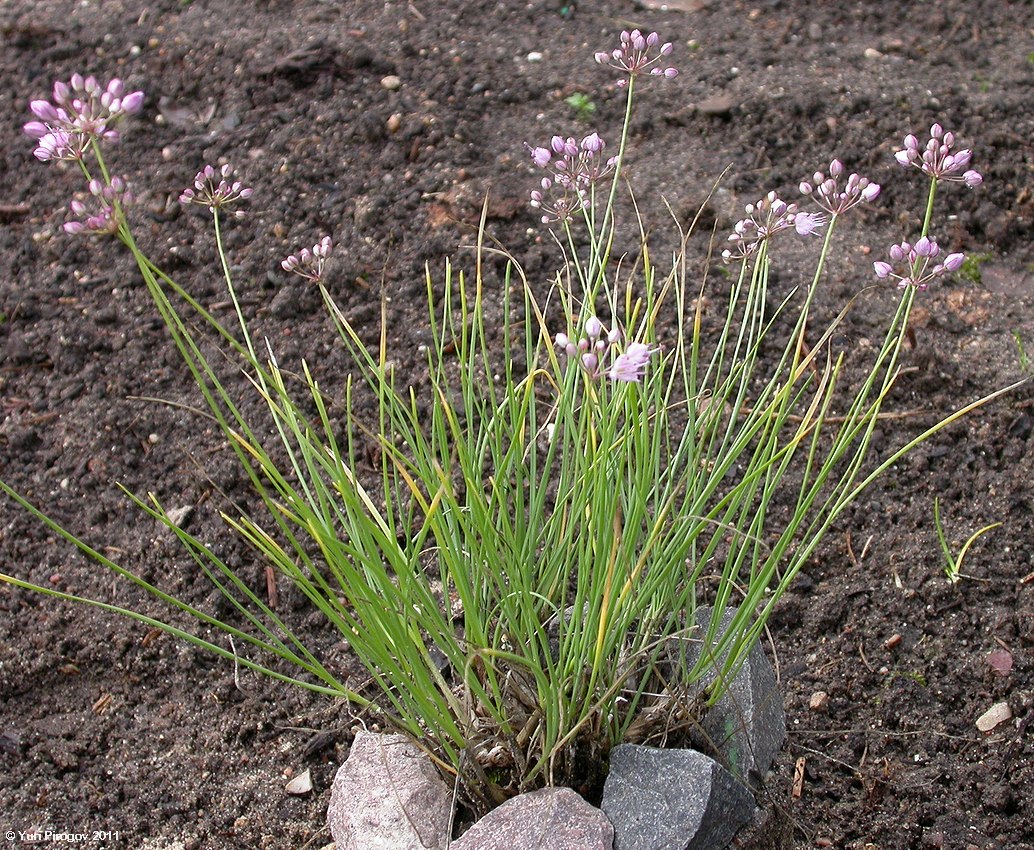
[2,40,1018,811]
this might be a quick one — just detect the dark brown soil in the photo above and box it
[2,2,1033,848]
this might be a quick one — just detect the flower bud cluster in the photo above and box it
[526,132,617,224]
[722,191,825,262]
[554,317,658,383]
[872,236,964,291]
[594,30,678,86]
[24,74,144,161]
[179,164,253,217]
[799,159,881,215]
[282,236,334,284]
[63,176,134,237]
[894,123,982,187]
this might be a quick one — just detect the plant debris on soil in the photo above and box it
[2,2,1033,849]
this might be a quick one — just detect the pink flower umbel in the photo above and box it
[282,236,334,284]
[179,164,253,217]
[595,30,678,85]
[799,159,881,216]
[526,132,618,224]
[24,74,143,158]
[63,176,134,237]
[872,236,964,290]
[722,191,826,262]
[554,319,657,383]
[895,123,982,187]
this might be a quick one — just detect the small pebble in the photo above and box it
[381,75,401,91]
[527,51,543,62]
[976,701,1012,732]
[285,768,313,795]
[863,47,884,60]
[386,112,402,133]
[884,633,902,649]
[809,691,829,712]
[165,505,194,529]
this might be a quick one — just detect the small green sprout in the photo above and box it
[933,497,1002,584]
[564,92,596,120]
[1013,330,1032,374]
[957,251,991,284]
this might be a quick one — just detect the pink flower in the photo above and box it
[608,341,657,383]
[872,236,966,290]
[179,164,253,217]
[282,236,334,284]
[722,192,825,262]
[799,159,881,216]
[595,29,677,84]
[24,74,144,161]
[894,123,983,187]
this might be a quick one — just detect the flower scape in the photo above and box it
[1,18,1021,839]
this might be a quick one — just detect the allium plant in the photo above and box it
[1,49,1018,811]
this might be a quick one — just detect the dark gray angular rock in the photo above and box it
[327,731,452,850]
[677,606,785,786]
[601,744,754,850]
[452,786,613,850]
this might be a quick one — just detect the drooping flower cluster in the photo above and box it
[24,74,144,162]
[63,176,134,237]
[595,30,678,86]
[526,133,618,224]
[799,159,881,215]
[179,164,253,217]
[282,236,334,284]
[895,123,982,187]
[721,192,825,262]
[872,236,964,290]
[554,317,658,383]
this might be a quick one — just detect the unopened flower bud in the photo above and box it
[914,236,937,257]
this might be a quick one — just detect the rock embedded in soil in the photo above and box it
[451,786,614,850]
[677,607,786,787]
[601,744,754,850]
[328,731,452,850]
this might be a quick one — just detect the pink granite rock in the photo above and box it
[328,731,452,850]
[452,786,613,850]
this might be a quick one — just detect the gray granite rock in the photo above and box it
[601,744,754,850]
[677,607,785,786]
[452,786,613,850]
[327,731,452,850]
